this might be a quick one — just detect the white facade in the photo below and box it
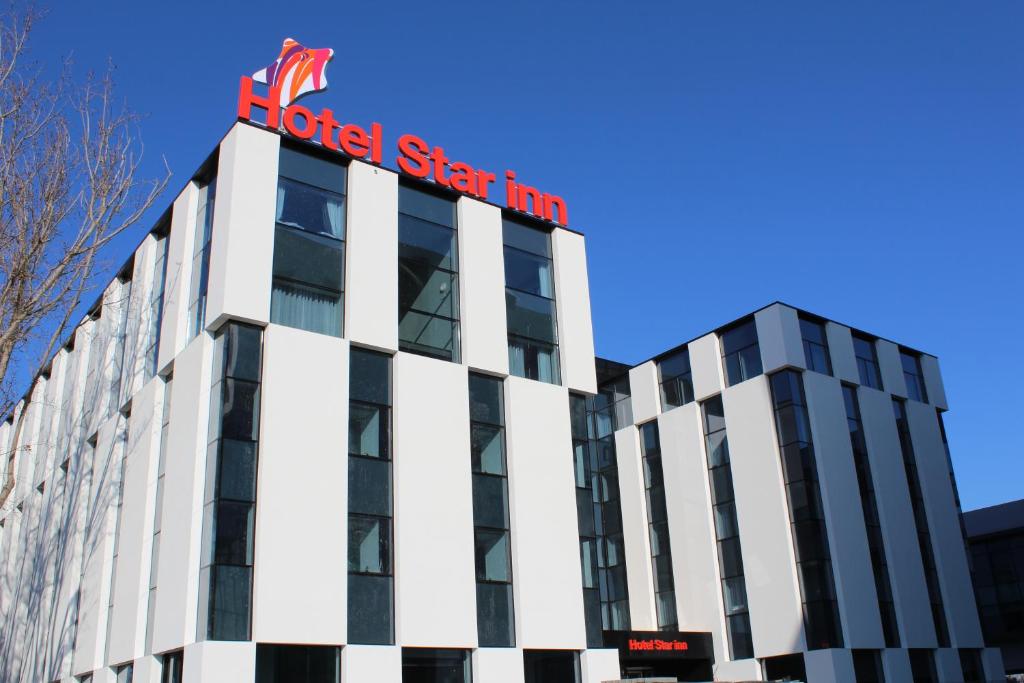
[0,123,1003,683]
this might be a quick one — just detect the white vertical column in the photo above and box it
[802,372,884,647]
[551,229,597,395]
[457,198,508,375]
[690,334,724,401]
[723,376,806,657]
[615,426,657,630]
[825,323,859,385]
[108,379,163,665]
[393,352,475,646]
[205,123,279,331]
[857,388,934,645]
[628,362,660,424]
[657,404,725,660]
[345,161,398,352]
[906,400,984,646]
[876,340,907,398]
[151,336,213,655]
[252,326,348,644]
[157,184,200,373]
[919,355,948,409]
[505,377,586,648]
[754,303,805,374]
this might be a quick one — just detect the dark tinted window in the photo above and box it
[852,334,883,390]
[720,320,762,386]
[524,650,579,683]
[402,649,471,683]
[504,217,559,384]
[658,348,694,409]
[256,644,339,683]
[799,316,832,375]
[900,350,929,403]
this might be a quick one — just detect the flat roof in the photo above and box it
[964,499,1024,539]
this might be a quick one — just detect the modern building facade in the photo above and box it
[0,116,1007,683]
[965,499,1024,676]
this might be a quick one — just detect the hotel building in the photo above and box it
[0,120,1006,683]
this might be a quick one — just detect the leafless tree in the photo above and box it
[0,6,170,509]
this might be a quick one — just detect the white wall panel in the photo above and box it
[205,123,278,330]
[876,340,907,398]
[473,648,524,683]
[690,334,724,401]
[881,648,913,682]
[182,641,255,683]
[108,378,163,665]
[581,649,621,683]
[342,645,401,681]
[551,229,597,394]
[657,404,725,659]
[825,323,859,385]
[346,160,398,352]
[506,377,586,648]
[614,426,657,630]
[858,388,935,646]
[628,362,660,425]
[252,325,348,644]
[905,400,984,647]
[393,352,476,646]
[156,184,199,374]
[919,355,948,410]
[723,376,806,657]
[803,373,884,647]
[72,415,126,675]
[458,198,508,375]
[151,336,212,654]
[805,648,855,683]
[755,304,805,374]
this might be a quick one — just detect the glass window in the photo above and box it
[720,319,762,386]
[145,230,170,381]
[638,421,676,630]
[203,323,261,643]
[469,372,514,647]
[658,348,694,409]
[799,316,832,376]
[909,649,937,683]
[852,333,883,390]
[272,148,346,337]
[523,651,580,683]
[115,664,133,683]
[402,649,471,683]
[399,184,460,362]
[256,644,340,683]
[504,217,559,384]
[769,370,844,651]
[348,347,394,646]
[348,573,393,645]
[187,177,217,340]
[160,651,183,683]
[900,350,929,403]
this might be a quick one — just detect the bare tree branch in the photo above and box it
[0,5,170,509]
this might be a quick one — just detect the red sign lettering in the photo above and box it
[237,76,568,226]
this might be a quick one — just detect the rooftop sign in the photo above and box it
[239,38,569,226]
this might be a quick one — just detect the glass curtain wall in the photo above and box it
[893,399,949,647]
[469,373,515,647]
[271,146,347,336]
[638,420,677,631]
[199,324,262,641]
[570,393,603,647]
[843,385,900,646]
[503,217,559,384]
[701,395,753,659]
[769,370,844,649]
[398,184,460,361]
[347,348,394,644]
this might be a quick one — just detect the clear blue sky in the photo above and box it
[26,1,1023,510]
